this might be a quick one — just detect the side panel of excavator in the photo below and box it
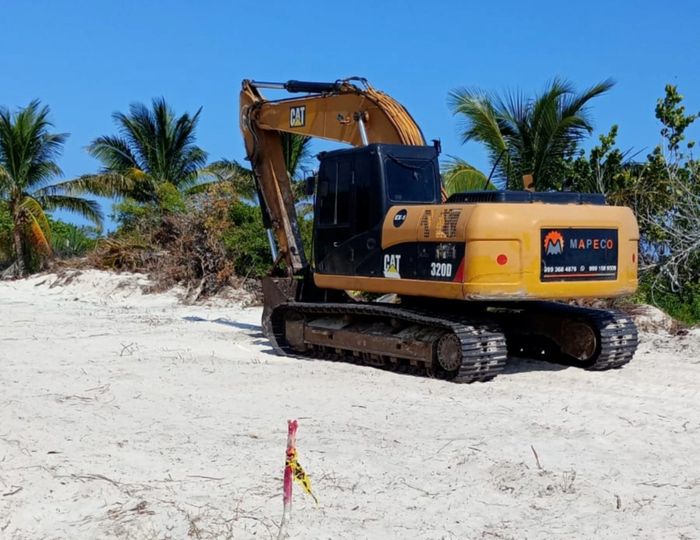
[313,201,639,300]
[310,142,638,301]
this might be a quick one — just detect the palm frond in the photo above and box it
[115,103,156,171]
[19,196,52,254]
[87,135,142,173]
[449,89,508,151]
[448,88,511,182]
[27,215,51,254]
[560,78,615,122]
[37,194,103,227]
[280,133,312,179]
[41,173,137,199]
[441,157,494,195]
[19,196,51,234]
[199,159,257,199]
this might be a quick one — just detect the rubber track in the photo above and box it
[507,302,639,370]
[268,302,508,383]
[560,304,638,370]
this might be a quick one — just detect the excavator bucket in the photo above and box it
[261,277,298,339]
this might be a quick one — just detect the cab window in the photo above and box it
[385,157,439,203]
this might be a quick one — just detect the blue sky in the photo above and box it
[2,0,698,230]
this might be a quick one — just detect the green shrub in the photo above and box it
[112,198,154,232]
[49,218,99,257]
[0,203,13,265]
[222,200,273,279]
[635,275,700,325]
[155,182,186,214]
[112,182,186,232]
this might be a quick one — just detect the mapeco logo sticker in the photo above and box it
[540,228,618,282]
[543,230,564,255]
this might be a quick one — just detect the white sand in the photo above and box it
[1,270,699,539]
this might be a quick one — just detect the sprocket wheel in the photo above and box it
[437,333,463,372]
[561,321,598,361]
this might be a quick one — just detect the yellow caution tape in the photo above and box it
[286,448,318,504]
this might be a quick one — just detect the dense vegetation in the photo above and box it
[1,82,697,321]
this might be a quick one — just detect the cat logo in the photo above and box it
[383,254,401,279]
[290,106,306,128]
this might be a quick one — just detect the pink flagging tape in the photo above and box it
[283,419,298,511]
[277,419,317,539]
[277,419,298,540]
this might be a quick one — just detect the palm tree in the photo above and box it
[0,100,102,275]
[86,98,207,202]
[449,78,614,190]
[203,132,313,201]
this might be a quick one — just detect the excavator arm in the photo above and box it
[239,78,426,274]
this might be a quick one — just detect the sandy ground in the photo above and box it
[1,270,699,540]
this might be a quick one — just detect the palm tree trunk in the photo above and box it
[11,208,26,276]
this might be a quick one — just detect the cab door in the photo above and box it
[313,150,384,275]
[314,157,355,273]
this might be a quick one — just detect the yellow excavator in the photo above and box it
[239,77,639,382]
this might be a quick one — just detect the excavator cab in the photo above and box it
[313,144,440,275]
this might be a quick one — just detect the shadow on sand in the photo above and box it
[183,315,576,377]
[501,356,569,375]
[182,316,264,338]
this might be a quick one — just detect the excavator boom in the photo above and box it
[242,78,425,147]
[239,78,426,273]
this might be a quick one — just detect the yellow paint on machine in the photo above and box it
[314,202,639,300]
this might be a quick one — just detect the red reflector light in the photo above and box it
[497,254,508,265]
[632,253,636,263]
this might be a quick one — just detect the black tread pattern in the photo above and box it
[580,308,638,370]
[267,302,508,383]
[506,302,639,370]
